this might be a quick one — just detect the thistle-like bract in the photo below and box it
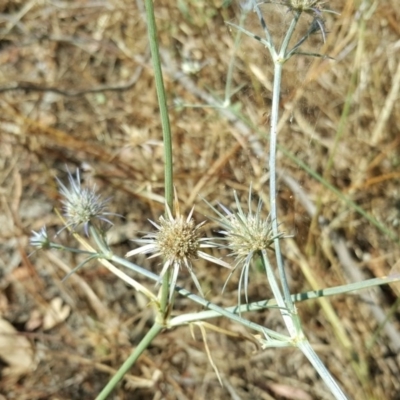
[207,190,284,305]
[57,169,114,235]
[126,197,231,300]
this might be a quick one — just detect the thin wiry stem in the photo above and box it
[144,0,173,211]
[251,0,274,49]
[96,323,163,400]
[268,61,295,311]
[248,4,301,312]
[144,0,174,316]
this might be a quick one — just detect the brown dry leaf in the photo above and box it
[269,382,313,400]
[0,318,35,377]
[25,309,43,332]
[42,297,71,331]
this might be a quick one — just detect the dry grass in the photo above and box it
[1,0,400,399]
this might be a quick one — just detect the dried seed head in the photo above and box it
[126,198,231,299]
[57,169,113,235]
[156,212,201,261]
[216,193,282,273]
[224,210,276,260]
[206,190,284,304]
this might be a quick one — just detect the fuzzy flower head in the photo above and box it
[57,168,114,235]
[207,190,283,304]
[126,197,231,300]
[156,210,200,261]
[30,226,50,250]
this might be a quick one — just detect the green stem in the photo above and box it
[96,323,163,400]
[159,269,171,315]
[298,340,348,399]
[143,0,173,316]
[49,243,93,254]
[170,275,400,325]
[144,0,173,210]
[260,251,297,337]
[267,13,301,313]
[260,250,286,310]
[278,12,300,59]
[268,60,294,311]
[251,0,273,49]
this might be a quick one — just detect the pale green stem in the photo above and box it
[298,340,348,399]
[95,323,163,400]
[260,250,296,336]
[90,225,110,254]
[260,250,286,310]
[278,12,300,59]
[144,0,173,314]
[144,0,173,210]
[267,14,300,313]
[47,243,93,254]
[251,0,273,48]
[107,253,286,338]
[91,225,171,326]
[170,275,400,325]
[268,60,294,311]
[159,269,171,316]
[264,10,348,398]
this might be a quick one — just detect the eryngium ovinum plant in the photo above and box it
[29,1,400,399]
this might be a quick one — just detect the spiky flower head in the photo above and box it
[126,196,231,300]
[57,168,114,235]
[30,226,50,249]
[207,190,283,305]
